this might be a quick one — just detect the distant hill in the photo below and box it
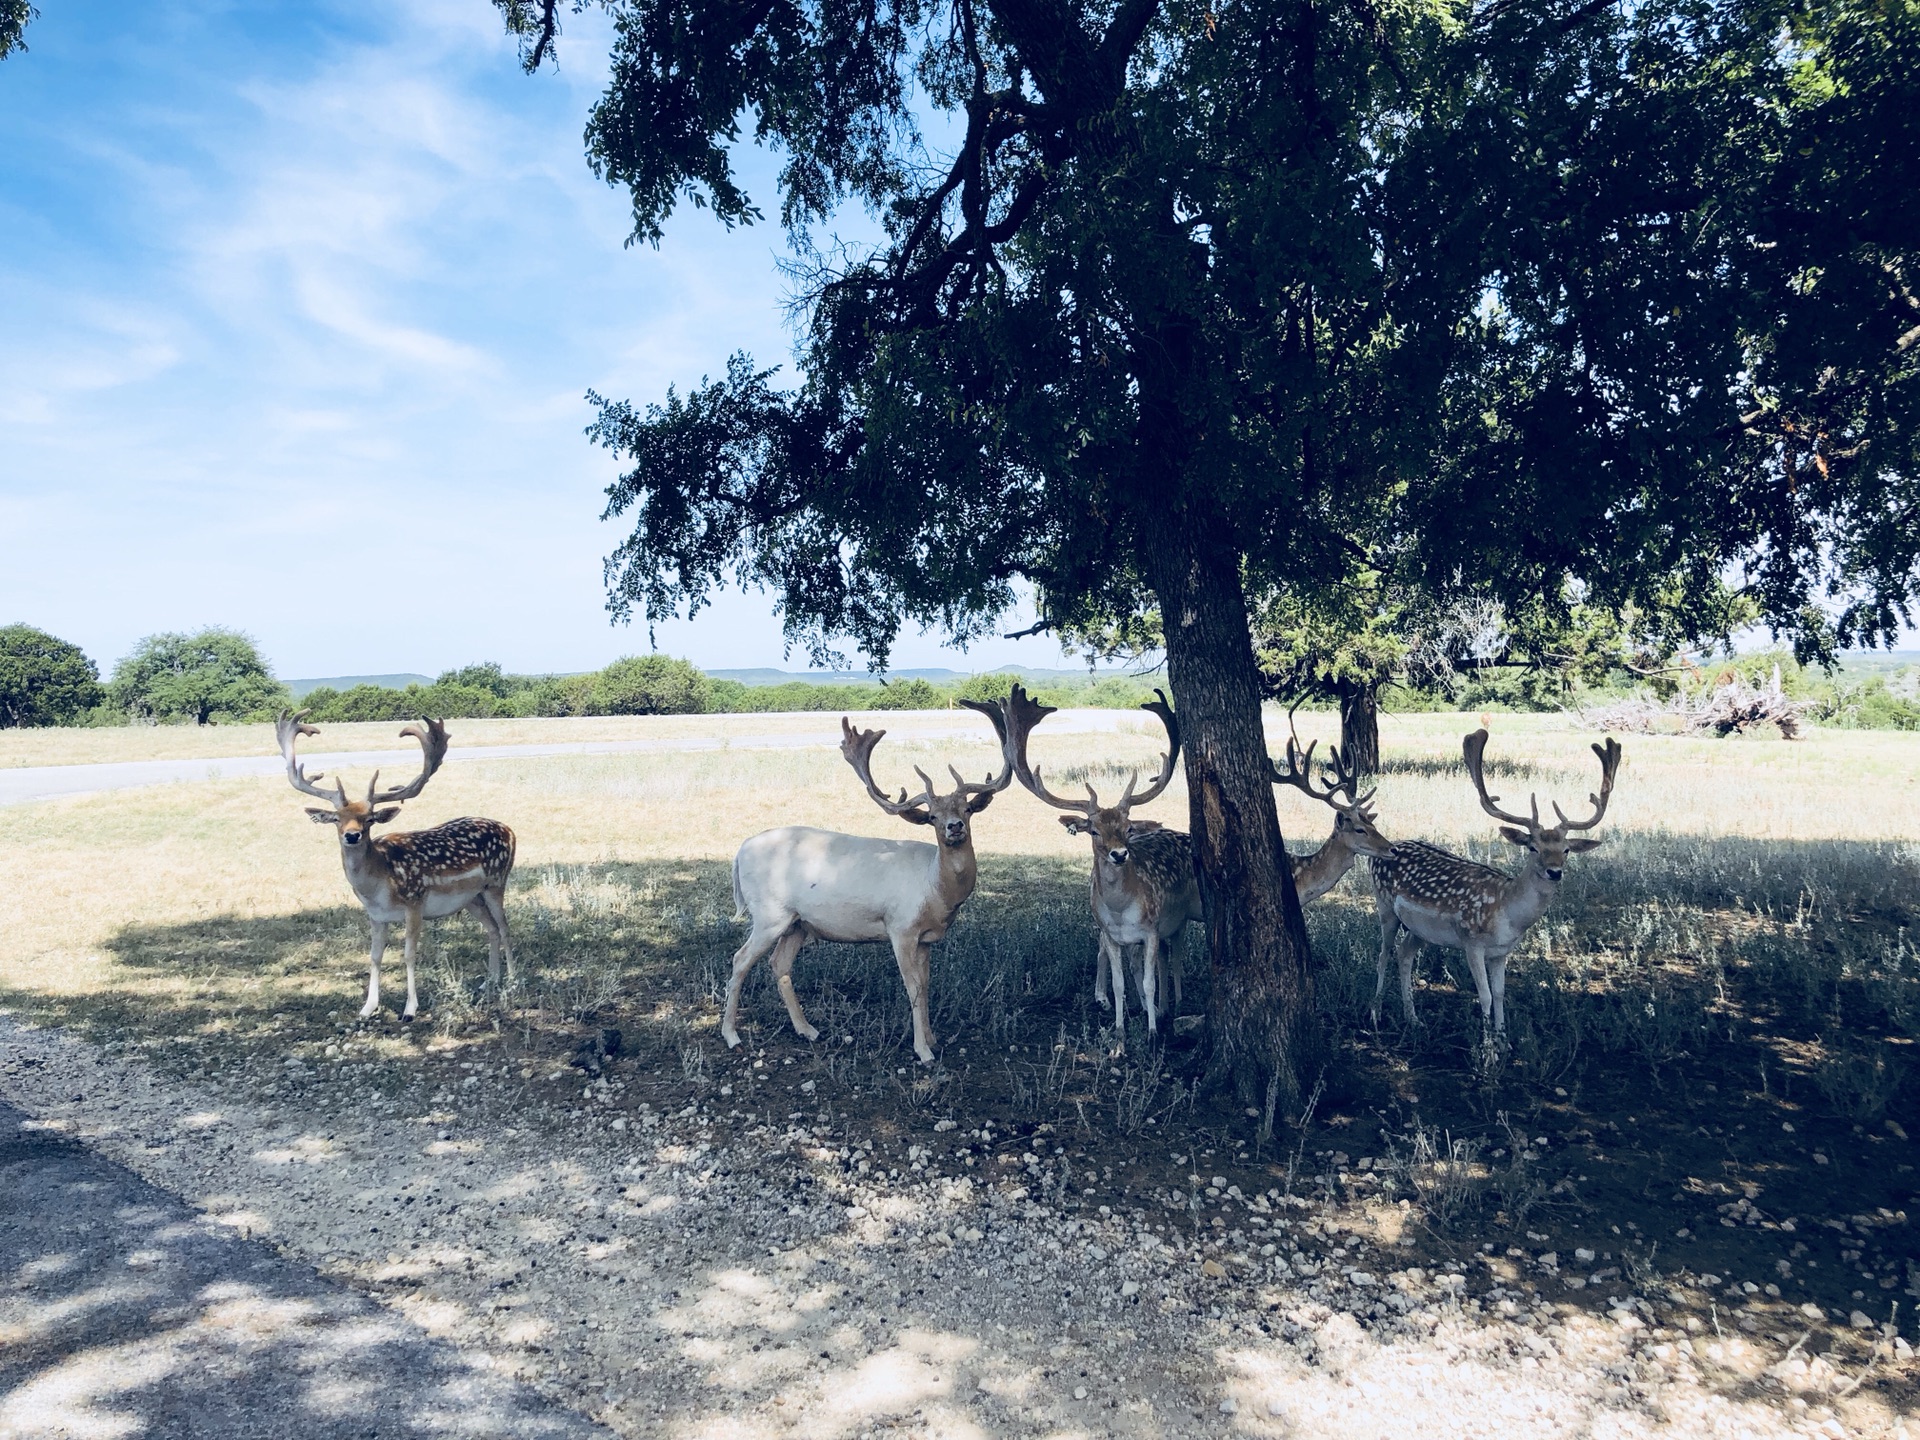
[287,674,433,698]
[706,664,1146,687]
[1833,650,1919,676]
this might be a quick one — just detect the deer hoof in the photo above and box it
[401,1011,417,1025]
[798,1025,820,1043]
[721,1029,741,1050]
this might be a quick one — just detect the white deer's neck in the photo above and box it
[931,836,977,914]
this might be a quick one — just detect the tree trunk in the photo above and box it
[1138,506,1317,1115]
[1337,682,1380,777]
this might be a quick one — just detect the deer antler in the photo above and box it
[1120,690,1181,810]
[277,710,344,803]
[840,718,935,818]
[952,696,1016,798]
[1462,728,1538,830]
[367,719,450,806]
[1001,683,1091,813]
[1552,737,1622,832]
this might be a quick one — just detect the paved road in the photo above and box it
[0,711,1136,809]
[0,1101,612,1439]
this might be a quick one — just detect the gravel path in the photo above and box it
[0,712,1135,808]
[0,1096,614,1439]
[0,1017,1882,1440]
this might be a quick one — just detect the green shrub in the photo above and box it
[592,655,711,715]
[0,623,101,727]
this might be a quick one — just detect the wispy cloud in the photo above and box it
[0,0,1076,678]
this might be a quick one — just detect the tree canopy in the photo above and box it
[109,629,289,726]
[505,0,1920,1101]
[0,624,100,728]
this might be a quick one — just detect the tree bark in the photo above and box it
[1137,505,1316,1114]
[1337,682,1380,777]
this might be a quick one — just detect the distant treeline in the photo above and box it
[299,658,1164,721]
[6,620,1917,730]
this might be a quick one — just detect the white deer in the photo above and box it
[1370,727,1621,1035]
[724,703,1013,1063]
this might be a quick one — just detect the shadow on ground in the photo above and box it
[0,1100,610,1439]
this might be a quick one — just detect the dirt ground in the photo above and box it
[0,1001,1910,1440]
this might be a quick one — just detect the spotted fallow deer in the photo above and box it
[1268,723,1394,903]
[1003,684,1200,1041]
[1369,728,1622,1034]
[725,702,1014,1064]
[278,712,515,1021]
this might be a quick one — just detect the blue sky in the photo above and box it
[0,0,1067,681]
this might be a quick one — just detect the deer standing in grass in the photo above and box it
[1268,722,1394,903]
[1003,684,1199,1041]
[278,712,515,1022]
[725,703,1013,1064]
[1369,728,1621,1035]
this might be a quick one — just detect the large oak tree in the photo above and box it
[500,0,1919,1104]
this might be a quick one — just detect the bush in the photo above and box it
[872,677,943,709]
[109,628,288,725]
[0,624,101,727]
[592,655,711,715]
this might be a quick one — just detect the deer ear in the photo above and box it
[1059,815,1088,835]
[965,789,997,814]
[898,808,935,826]
[1498,826,1534,848]
[306,808,338,824]
[370,806,401,825]
[1127,818,1162,836]
[1564,836,1603,853]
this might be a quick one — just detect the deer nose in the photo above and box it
[1108,848,1128,865]
[343,832,362,846]
[1545,867,1563,881]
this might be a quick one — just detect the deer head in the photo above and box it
[278,710,449,850]
[1268,712,1391,860]
[838,700,1014,849]
[1003,682,1181,872]
[1462,727,1622,882]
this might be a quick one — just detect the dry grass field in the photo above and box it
[0,707,1915,1436]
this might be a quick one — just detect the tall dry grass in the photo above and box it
[0,711,1914,1127]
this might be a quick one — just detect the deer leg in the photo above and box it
[769,929,819,1043]
[1463,943,1493,1031]
[1138,932,1162,1036]
[1489,955,1509,1036]
[1166,931,1184,1015]
[481,885,514,987]
[1097,932,1126,1038]
[1094,934,1111,1006]
[467,895,504,994]
[723,923,786,1049]
[1372,906,1399,1026]
[401,909,422,1022]
[360,920,388,1019]
[1396,930,1422,1025]
[890,932,937,1065]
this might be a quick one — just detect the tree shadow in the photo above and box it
[0,1099,608,1438]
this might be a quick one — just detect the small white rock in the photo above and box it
[1850,1310,1874,1329]
[1073,1386,1088,1401]
[1120,1280,1139,1297]
[1575,1247,1596,1262]
[1219,1398,1238,1415]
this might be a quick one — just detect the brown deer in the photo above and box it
[278,712,515,1022]
[725,702,1014,1063]
[1370,728,1621,1035]
[1002,684,1199,1041]
[1268,722,1394,902]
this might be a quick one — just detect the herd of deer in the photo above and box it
[275,687,1622,1056]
